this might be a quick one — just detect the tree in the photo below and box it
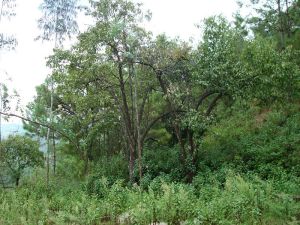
[0,0,17,143]
[0,0,17,50]
[45,0,155,181]
[0,135,43,186]
[34,0,80,182]
[241,0,300,50]
[242,36,300,102]
[37,0,79,46]
[0,82,9,142]
[130,17,247,181]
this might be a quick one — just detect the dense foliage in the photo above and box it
[0,0,300,224]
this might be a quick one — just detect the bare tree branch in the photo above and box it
[206,93,223,116]
[141,109,185,145]
[196,89,222,110]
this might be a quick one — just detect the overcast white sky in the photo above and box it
[0,0,238,113]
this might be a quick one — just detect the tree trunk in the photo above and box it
[186,129,196,183]
[46,74,54,187]
[277,0,286,49]
[83,149,89,176]
[284,0,292,38]
[15,176,20,187]
[132,64,142,182]
[174,123,186,165]
[46,127,50,187]
[52,132,56,175]
[118,63,136,183]
[129,142,135,182]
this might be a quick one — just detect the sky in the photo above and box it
[0,0,239,123]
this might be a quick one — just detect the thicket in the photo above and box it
[1,102,299,224]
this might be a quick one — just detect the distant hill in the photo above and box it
[1,123,25,139]
[1,123,47,152]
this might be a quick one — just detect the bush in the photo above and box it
[200,104,300,178]
[140,145,183,182]
[195,175,299,225]
[91,154,128,182]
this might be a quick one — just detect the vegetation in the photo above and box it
[0,172,299,225]
[0,135,43,186]
[0,0,299,224]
